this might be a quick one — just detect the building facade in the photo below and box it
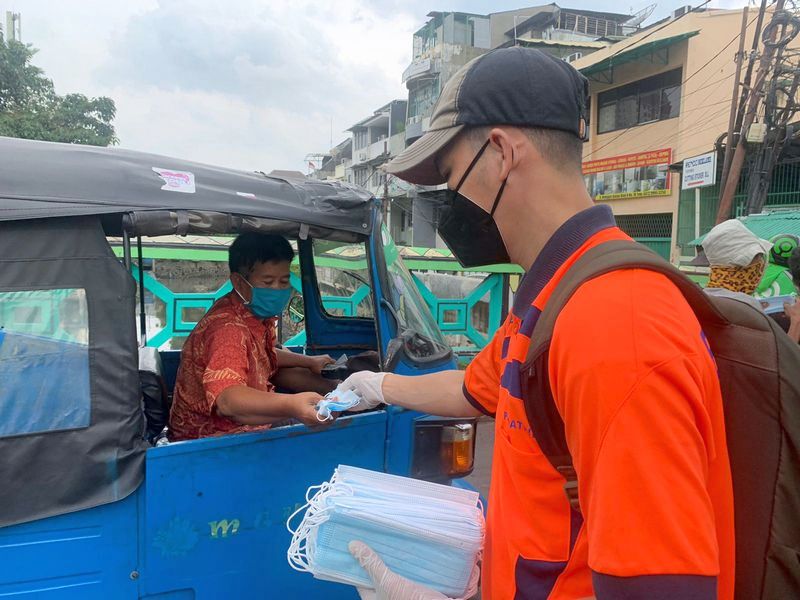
[345,100,417,245]
[574,7,800,262]
[311,138,352,182]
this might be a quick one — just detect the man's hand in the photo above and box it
[339,371,387,411]
[307,354,335,375]
[784,298,800,342]
[287,392,327,428]
[349,541,479,600]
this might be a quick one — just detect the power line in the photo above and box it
[601,0,712,64]
[589,109,731,173]
[644,106,733,153]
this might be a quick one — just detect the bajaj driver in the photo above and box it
[169,233,334,441]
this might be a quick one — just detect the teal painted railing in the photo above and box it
[118,239,514,360]
[412,273,504,354]
[132,267,505,360]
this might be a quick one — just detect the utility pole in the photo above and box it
[383,171,390,224]
[716,0,787,224]
[746,8,800,213]
[718,7,750,200]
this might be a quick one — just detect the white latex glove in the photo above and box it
[338,371,387,412]
[349,541,479,600]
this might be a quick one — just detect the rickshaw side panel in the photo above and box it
[0,492,140,598]
[139,412,387,599]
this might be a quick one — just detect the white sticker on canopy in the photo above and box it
[152,167,196,194]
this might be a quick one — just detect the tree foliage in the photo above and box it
[0,33,117,146]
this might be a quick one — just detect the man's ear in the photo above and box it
[488,128,522,181]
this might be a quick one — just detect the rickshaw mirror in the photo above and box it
[288,294,305,324]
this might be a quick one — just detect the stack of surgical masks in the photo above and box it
[287,465,484,598]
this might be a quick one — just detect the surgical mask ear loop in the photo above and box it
[233,272,253,305]
[488,146,513,218]
[287,481,346,572]
[488,178,508,217]
[452,139,490,197]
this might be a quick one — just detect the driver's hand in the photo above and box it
[784,297,800,321]
[338,371,387,411]
[307,354,335,375]
[288,392,329,427]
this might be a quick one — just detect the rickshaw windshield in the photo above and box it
[380,226,449,360]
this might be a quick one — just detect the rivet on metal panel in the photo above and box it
[130,570,140,580]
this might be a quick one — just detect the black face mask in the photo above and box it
[437,139,511,268]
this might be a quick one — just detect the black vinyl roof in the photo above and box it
[0,136,375,235]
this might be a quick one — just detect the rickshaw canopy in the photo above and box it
[0,136,376,529]
[0,136,375,237]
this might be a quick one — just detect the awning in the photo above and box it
[689,209,800,246]
[579,30,699,81]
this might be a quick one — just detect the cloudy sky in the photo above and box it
[7,0,750,172]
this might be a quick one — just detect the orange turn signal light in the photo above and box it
[440,423,475,477]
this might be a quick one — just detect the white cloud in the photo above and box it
[12,0,416,171]
[7,0,746,171]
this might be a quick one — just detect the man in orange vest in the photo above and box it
[342,47,734,600]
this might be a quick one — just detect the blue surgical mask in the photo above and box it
[312,510,477,596]
[236,277,292,319]
[316,389,362,422]
[287,465,483,598]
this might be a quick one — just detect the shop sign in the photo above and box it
[583,148,672,201]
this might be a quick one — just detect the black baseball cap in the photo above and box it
[386,47,589,185]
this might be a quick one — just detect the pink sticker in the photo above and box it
[152,167,196,194]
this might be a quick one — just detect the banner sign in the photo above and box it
[583,148,672,201]
[682,151,717,190]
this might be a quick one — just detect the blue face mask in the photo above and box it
[287,465,483,598]
[316,389,362,422]
[237,277,292,319]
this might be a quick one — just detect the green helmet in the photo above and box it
[769,234,799,267]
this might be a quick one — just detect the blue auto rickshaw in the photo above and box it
[0,136,478,598]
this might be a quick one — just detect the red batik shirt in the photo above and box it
[169,292,279,441]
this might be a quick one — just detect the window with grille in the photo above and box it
[598,69,682,134]
[353,168,369,188]
[614,213,673,238]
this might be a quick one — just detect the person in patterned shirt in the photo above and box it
[169,233,335,441]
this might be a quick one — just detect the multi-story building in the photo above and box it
[403,12,493,146]
[574,6,800,263]
[307,6,648,249]
[399,5,641,247]
[310,138,352,182]
[344,100,417,245]
[348,100,406,191]
[491,5,635,54]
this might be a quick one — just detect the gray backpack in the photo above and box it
[522,240,800,599]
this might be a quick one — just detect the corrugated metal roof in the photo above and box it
[689,210,800,245]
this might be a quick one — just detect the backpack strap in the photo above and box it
[522,240,729,513]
